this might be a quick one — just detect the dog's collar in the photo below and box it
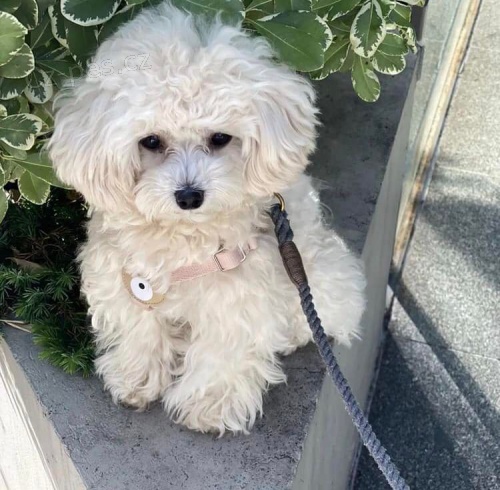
[123,238,258,308]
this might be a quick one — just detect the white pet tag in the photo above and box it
[122,270,166,307]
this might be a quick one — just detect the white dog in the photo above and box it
[48,2,365,434]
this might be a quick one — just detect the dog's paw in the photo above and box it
[164,380,267,435]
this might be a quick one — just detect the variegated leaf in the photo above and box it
[30,11,52,49]
[275,0,312,10]
[0,43,34,78]
[65,22,98,67]
[372,50,405,74]
[126,0,147,4]
[0,141,28,159]
[171,0,244,23]
[32,103,54,134]
[48,4,68,48]
[24,67,53,103]
[312,0,361,21]
[14,0,39,29]
[0,105,7,118]
[310,36,350,79]
[400,26,417,53]
[10,151,60,185]
[1,159,26,180]
[0,164,6,186]
[0,114,42,150]
[351,55,380,102]
[388,3,411,27]
[98,6,143,43]
[0,76,27,99]
[0,190,8,223]
[19,171,51,204]
[2,0,22,14]
[247,11,326,72]
[327,10,357,36]
[61,0,121,27]
[377,31,408,56]
[350,0,386,58]
[379,0,395,17]
[0,12,28,66]
[338,44,354,71]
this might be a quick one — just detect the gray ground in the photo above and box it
[354,2,500,489]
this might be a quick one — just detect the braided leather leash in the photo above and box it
[269,198,409,490]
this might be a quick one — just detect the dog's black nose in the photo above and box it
[175,187,204,210]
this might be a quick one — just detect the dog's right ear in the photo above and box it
[48,78,138,212]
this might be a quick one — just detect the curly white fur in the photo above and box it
[48,2,366,434]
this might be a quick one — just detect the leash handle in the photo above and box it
[269,200,410,490]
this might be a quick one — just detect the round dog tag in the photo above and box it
[122,270,166,307]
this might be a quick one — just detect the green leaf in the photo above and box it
[10,151,60,185]
[37,0,56,14]
[0,77,27,99]
[312,0,361,20]
[275,0,311,10]
[18,170,50,203]
[377,31,408,56]
[2,0,22,14]
[98,5,142,43]
[310,36,350,79]
[14,0,39,29]
[388,3,411,27]
[327,9,357,36]
[247,12,326,72]
[351,55,380,102]
[0,113,43,149]
[126,0,147,4]
[379,0,395,17]
[32,103,53,134]
[48,4,68,48]
[0,140,28,159]
[350,0,386,58]
[372,50,405,74]
[338,44,354,71]
[0,191,8,223]
[0,12,28,66]
[61,0,121,27]
[1,159,26,179]
[37,58,82,79]
[24,67,53,103]
[0,43,34,78]
[30,11,52,49]
[64,22,98,67]
[171,0,244,23]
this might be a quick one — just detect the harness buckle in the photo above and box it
[213,245,247,272]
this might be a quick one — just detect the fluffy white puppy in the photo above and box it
[49,2,365,434]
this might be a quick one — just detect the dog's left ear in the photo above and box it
[243,70,318,196]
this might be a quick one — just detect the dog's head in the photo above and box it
[49,3,318,222]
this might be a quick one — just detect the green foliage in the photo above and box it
[0,188,93,375]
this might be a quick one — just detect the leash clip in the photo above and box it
[274,193,286,212]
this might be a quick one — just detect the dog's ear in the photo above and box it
[48,78,138,212]
[243,70,318,196]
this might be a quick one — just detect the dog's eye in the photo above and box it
[140,135,161,150]
[210,133,232,148]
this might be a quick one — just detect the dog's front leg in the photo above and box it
[93,310,175,410]
[163,331,286,434]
